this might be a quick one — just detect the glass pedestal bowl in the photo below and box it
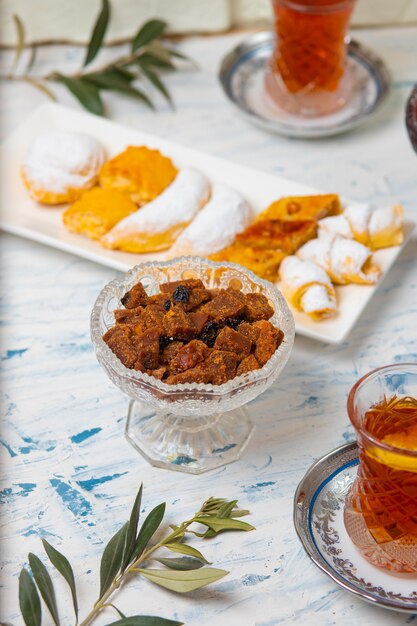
[91,257,295,474]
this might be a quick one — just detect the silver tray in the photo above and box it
[219,32,391,138]
[294,442,417,613]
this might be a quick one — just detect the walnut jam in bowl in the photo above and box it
[91,257,294,473]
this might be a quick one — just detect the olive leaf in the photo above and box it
[42,539,78,621]
[11,14,25,74]
[83,70,154,109]
[121,483,143,571]
[52,74,104,115]
[28,553,60,626]
[138,567,228,593]
[193,516,255,534]
[99,522,129,599]
[138,62,172,106]
[131,502,166,561]
[106,617,183,626]
[226,509,250,518]
[84,0,110,67]
[131,19,167,52]
[19,569,41,626]
[165,542,210,564]
[155,557,205,571]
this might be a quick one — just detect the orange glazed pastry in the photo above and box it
[211,219,317,282]
[98,146,178,205]
[62,188,138,241]
[258,194,341,222]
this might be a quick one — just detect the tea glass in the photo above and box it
[265,0,356,117]
[91,257,295,474]
[344,364,417,573]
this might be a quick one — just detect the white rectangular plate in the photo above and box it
[0,103,412,343]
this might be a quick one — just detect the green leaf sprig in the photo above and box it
[2,1,195,116]
[18,485,254,626]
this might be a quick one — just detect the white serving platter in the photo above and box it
[0,103,412,344]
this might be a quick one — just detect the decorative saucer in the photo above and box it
[294,442,417,613]
[219,32,391,139]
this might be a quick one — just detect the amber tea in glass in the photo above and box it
[265,0,356,117]
[344,364,417,573]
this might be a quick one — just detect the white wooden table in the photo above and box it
[1,28,417,626]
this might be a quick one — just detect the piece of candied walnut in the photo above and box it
[147,366,167,380]
[160,340,183,365]
[132,328,160,370]
[201,290,245,323]
[214,327,251,360]
[236,354,261,376]
[204,350,238,385]
[182,288,211,312]
[141,304,165,330]
[243,293,274,322]
[163,305,197,340]
[166,365,211,385]
[253,320,283,365]
[114,306,144,325]
[188,310,210,334]
[148,293,170,308]
[121,281,149,309]
[228,287,246,302]
[103,325,138,369]
[237,321,261,345]
[170,340,209,373]
[160,278,205,294]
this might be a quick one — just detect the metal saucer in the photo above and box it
[294,442,417,613]
[219,32,391,139]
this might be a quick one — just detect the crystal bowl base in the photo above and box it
[125,400,254,474]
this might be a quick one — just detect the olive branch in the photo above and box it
[2,0,196,116]
[18,484,254,626]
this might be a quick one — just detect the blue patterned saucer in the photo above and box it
[219,32,390,138]
[294,442,417,613]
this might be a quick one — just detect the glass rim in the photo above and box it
[347,363,417,458]
[271,0,356,14]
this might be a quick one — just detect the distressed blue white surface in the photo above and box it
[1,27,417,626]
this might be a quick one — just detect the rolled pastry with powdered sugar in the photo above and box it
[318,204,403,250]
[297,234,381,285]
[279,256,337,320]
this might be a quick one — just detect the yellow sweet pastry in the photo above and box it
[99,146,178,205]
[211,244,287,282]
[21,131,105,205]
[63,188,138,241]
[258,194,341,222]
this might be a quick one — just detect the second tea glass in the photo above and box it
[344,364,417,573]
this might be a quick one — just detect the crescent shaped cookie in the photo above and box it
[101,167,210,253]
[170,183,252,257]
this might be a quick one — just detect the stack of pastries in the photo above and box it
[21,131,404,322]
